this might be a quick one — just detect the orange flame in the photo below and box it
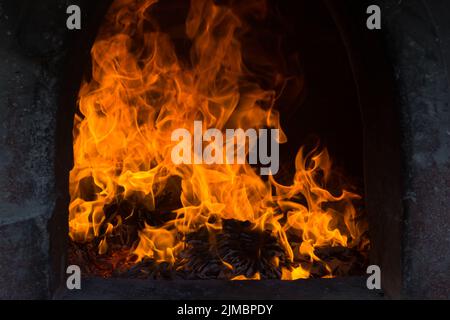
[69,0,368,279]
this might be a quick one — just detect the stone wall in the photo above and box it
[0,0,109,299]
[376,0,450,299]
[0,0,70,299]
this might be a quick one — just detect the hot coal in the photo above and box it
[68,241,134,278]
[216,220,290,279]
[70,183,367,280]
[314,246,367,277]
[69,214,367,280]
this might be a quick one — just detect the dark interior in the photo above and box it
[57,0,384,295]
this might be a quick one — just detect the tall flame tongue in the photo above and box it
[69,0,368,279]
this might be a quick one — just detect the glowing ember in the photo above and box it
[68,0,369,280]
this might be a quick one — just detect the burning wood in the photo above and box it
[69,214,367,280]
[68,0,369,280]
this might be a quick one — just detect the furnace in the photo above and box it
[0,0,448,300]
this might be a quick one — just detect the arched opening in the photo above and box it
[64,0,371,282]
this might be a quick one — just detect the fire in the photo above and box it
[69,0,368,279]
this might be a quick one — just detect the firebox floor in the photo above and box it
[55,276,384,300]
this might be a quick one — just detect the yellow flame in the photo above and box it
[69,0,368,279]
[232,273,261,280]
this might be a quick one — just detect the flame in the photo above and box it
[232,273,261,281]
[69,0,368,279]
